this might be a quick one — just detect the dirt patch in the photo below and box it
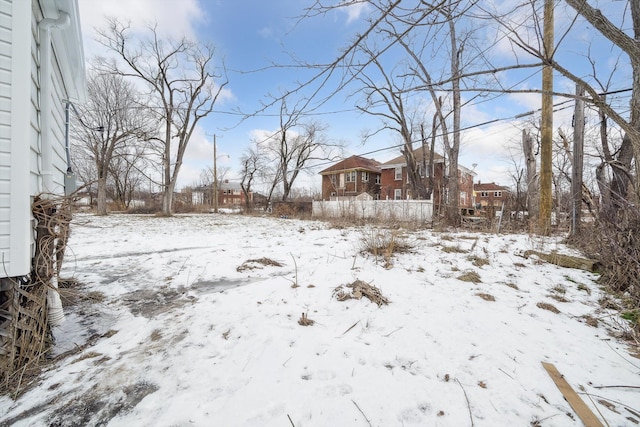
[47,381,159,426]
[333,280,389,307]
[122,286,192,318]
[237,258,284,272]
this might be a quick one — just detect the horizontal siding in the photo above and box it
[0,0,9,273]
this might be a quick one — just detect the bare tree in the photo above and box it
[352,43,430,200]
[262,99,342,202]
[71,70,150,215]
[96,19,228,215]
[107,144,147,209]
[239,147,263,211]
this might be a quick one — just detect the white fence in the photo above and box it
[312,199,433,222]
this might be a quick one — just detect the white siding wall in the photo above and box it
[0,1,11,268]
[0,0,32,276]
[0,0,84,278]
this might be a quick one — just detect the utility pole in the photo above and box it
[571,84,585,237]
[540,0,554,235]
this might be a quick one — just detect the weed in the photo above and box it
[359,227,413,262]
[551,285,566,294]
[476,292,495,301]
[441,245,467,254]
[583,315,598,327]
[457,271,481,283]
[468,255,490,267]
[298,312,315,326]
[548,294,569,303]
[536,302,560,314]
[577,283,591,294]
[621,310,640,327]
[237,257,283,272]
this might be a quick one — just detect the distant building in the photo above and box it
[378,147,476,210]
[192,180,250,207]
[319,155,382,200]
[473,181,511,210]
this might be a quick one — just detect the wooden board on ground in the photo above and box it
[541,362,604,427]
[523,250,601,273]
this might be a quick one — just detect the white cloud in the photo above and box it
[340,1,370,25]
[78,0,204,47]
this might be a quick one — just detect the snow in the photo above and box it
[1,213,638,426]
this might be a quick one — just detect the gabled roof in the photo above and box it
[474,182,510,192]
[319,155,381,175]
[380,146,445,168]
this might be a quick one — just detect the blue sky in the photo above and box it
[77,0,632,193]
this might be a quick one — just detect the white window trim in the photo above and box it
[394,167,402,181]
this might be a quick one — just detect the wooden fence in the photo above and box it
[312,199,433,222]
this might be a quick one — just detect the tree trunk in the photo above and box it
[97,175,108,216]
[523,129,538,220]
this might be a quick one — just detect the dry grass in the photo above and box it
[583,315,598,327]
[468,255,490,267]
[548,294,569,303]
[236,257,284,272]
[441,245,467,254]
[360,228,413,257]
[333,280,389,307]
[298,312,315,326]
[476,292,495,301]
[457,271,482,283]
[536,302,560,314]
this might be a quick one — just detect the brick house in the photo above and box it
[473,181,511,210]
[192,180,250,206]
[379,147,476,210]
[319,155,382,200]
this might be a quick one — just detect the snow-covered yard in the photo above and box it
[1,213,638,426]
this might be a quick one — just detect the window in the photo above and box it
[375,175,381,185]
[362,171,369,182]
[394,166,402,181]
[460,191,467,205]
[330,174,336,185]
[480,191,488,197]
[494,191,502,197]
[394,189,402,200]
[345,171,356,183]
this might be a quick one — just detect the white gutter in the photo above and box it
[38,11,70,194]
[38,11,70,327]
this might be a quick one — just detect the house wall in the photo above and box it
[0,0,33,276]
[380,163,446,202]
[321,171,380,200]
[379,163,475,210]
[476,189,509,208]
[0,0,82,277]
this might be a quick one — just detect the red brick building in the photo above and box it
[378,147,476,210]
[473,181,511,210]
[319,155,382,200]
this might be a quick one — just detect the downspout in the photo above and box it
[38,11,70,194]
[38,12,70,327]
[63,100,76,195]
